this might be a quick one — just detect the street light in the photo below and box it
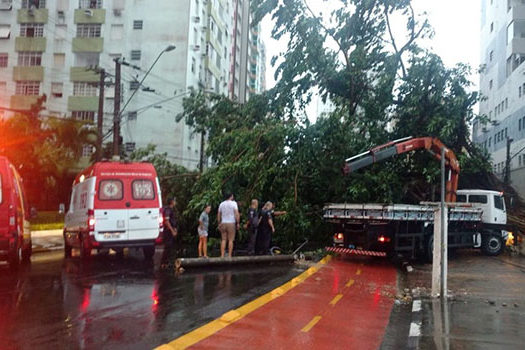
[113,44,176,156]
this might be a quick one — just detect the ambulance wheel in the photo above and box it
[143,246,155,260]
[80,237,92,259]
[22,245,32,262]
[8,245,22,270]
[482,234,503,256]
[64,242,72,258]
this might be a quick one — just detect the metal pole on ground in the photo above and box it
[96,68,105,161]
[432,147,448,298]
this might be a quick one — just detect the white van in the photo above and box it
[64,161,163,259]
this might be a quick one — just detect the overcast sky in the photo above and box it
[261,0,481,102]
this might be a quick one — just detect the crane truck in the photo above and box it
[323,137,509,259]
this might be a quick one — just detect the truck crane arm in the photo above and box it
[342,137,460,202]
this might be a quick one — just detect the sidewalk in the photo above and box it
[403,251,525,349]
[31,229,63,253]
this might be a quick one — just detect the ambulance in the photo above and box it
[64,161,163,259]
[0,156,31,268]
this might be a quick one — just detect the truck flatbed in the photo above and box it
[323,203,483,222]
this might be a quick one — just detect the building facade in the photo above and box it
[476,0,525,198]
[0,0,265,170]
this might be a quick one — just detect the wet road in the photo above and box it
[0,250,305,350]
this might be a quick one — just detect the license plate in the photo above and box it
[104,232,121,239]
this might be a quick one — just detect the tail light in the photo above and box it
[334,233,344,240]
[155,208,163,245]
[8,204,16,232]
[87,209,95,231]
[378,235,391,243]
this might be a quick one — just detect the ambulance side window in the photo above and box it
[456,195,467,203]
[99,180,124,201]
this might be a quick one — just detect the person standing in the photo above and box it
[198,205,211,258]
[256,201,287,255]
[161,198,177,267]
[246,199,259,255]
[217,193,240,257]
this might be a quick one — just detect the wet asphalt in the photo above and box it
[0,249,305,350]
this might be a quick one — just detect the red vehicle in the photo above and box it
[0,156,31,268]
[64,161,163,259]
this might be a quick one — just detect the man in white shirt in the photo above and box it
[217,193,240,257]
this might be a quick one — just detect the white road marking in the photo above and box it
[412,300,422,313]
[409,322,421,337]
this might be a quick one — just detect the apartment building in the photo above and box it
[0,0,266,170]
[475,0,525,198]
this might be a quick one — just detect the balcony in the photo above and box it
[72,37,103,52]
[10,95,39,110]
[74,9,106,24]
[68,96,98,111]
[15,37,46,51]
[507,37,525,58]
[17,8,48,23]
[70,67,99,82]
[13,66,44,81]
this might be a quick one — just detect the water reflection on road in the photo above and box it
[0,251,304,349]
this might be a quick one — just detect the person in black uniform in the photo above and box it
[246,199,259,255]
[256,201,287,255]
[161,198,177,267]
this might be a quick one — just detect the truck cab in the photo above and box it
[456,190,506,225]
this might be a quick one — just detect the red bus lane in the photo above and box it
[163,257,397,350]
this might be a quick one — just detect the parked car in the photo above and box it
[64,161,163,259]
[0,156,31,268]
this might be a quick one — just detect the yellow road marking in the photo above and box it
[301,316,322,332]
[156,255,332,350]
[329,294,343,306]
[345,279,355,288]
[356,268,362,275]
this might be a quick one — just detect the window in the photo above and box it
[520,155,522,166]
[0,25,10,39]
[18,52,42,66]
[51,82,63,98]
[21,0,46,8]
[98,180,123,201]
[72,111,95,121]
[469,195,488,204]
[20,23,44,37]
[191,57,195,73]
[130,50,141,60]
[505,98,508,109]
[53,53,65,67]
[79,0,102,9]
[73,82,97,96]
[520,86,522,97]
[133,20,143,30]
[456,195,467,203]
[0,53,7,67]
[0,81,6,95]
[490,22,494,32]
[490,50,494,62]
[130,81,139,90]
[16,81,39,95]
[494,195,505,210]
[110,24,123,40]
[125,142,136,152]
[82,145,94,157]
[520,118,523,131]
[128,111,137,120]
[77,24,101,37]
[132,180,155,200]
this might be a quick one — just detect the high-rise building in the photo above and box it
[229,0,266,103]
[476,0,525,197]
[0,0,266,170]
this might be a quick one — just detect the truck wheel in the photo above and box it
[64,241,72,258]
[482,234,503,256]
[22,245,32,262]
[143,246,155,260]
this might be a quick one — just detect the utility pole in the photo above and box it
[96,68,105,161]
[113,58,121,158]
[504,137,513,185]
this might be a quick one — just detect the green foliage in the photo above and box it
[0,113,96,209]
